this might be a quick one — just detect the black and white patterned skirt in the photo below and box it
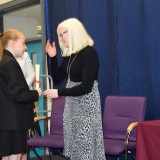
[63,80,106,160]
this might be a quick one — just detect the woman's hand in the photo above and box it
[45,40,57,57]
[43,89,59,98]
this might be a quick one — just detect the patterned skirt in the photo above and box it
[63,80,106,160]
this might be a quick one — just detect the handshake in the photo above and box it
[36,88,59,98]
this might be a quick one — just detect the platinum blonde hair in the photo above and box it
[57,18,94,57]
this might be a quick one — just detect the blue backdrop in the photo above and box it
[44,0,160,121]
[117,0,160,120]
[44,0,160,159]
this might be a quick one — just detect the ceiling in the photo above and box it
[0,0,13,5]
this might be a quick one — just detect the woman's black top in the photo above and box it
[50,45,99,96]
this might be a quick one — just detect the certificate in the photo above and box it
[35,64,40,89]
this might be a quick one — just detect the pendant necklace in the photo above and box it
[67,53,78,82]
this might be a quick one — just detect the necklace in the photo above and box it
[67,53,78,81]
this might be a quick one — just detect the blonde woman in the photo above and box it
[44,18,105,160]
[0,29,42,160]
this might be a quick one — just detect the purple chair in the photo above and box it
[103,96,146,160]
[27,96,65,160]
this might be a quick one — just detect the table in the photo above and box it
[136,120,160,160]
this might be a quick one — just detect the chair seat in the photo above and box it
[27,135,64,148]
[104,139,136,155]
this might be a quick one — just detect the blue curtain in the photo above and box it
[117,0,160,120]
[44,0,160,120]
[44,0,118,110]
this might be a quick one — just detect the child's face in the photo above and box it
[14,33,27,57]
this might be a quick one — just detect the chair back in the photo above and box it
[50,97,65,135]
[103,96,146,142]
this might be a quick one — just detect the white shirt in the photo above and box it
[16,52,35,90]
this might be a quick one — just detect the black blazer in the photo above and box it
[0,49,39,130]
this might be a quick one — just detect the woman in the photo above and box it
[44,18,105,160]
[16,52,35,90]
[0,29,42,160]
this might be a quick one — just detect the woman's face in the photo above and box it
[58,26,69,48]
